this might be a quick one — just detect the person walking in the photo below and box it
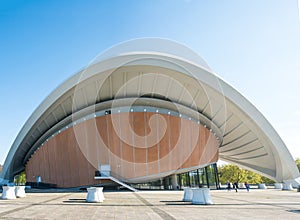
[226,181,231,191]
[245,182,250,192]
[233,182,238,192]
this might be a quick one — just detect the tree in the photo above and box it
[14,172,26,186]
[295,158,300,171]
[261,176,275,184]
[218,164,263,184]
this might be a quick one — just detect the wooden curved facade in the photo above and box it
[26,111,219,188]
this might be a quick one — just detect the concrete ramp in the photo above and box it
[94,176,138,192]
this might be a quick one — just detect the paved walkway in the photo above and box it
[0,188,300,219]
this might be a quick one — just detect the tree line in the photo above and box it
[218,158,300,184]
[218,164,274,184]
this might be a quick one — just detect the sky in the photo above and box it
[0,0,299,164]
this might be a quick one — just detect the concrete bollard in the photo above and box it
[86,187,104,203]
[1,186,16,200]
[258,183,267,189]
[282,183,293,191]
[238,183,245,189]
[191,188,213,205]
[15,186,26,198]
[182,187,193,202]
[96,187,105,202]
[274,183,283,189]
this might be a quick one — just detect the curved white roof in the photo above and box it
[1,39,299,184]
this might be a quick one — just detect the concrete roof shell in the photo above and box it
[1,51,299,185]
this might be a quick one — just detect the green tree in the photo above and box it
[295,158,300,171]
[218,164,262,184]
[261,176,275,184]
[14,172,26,186]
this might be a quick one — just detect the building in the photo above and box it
[1,39,299,189]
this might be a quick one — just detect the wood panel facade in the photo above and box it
[25,112,219,188]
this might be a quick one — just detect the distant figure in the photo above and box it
[245,182,250,192]
[233,182,238,192]
[226,181,231,191]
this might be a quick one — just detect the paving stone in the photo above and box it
[0,189,299,219]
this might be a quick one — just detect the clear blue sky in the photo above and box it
[0,0,300,164]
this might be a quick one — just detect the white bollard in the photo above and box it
[282,183,293,191]
[96,187,105,202]
[86,187,104,203]
[258,183,267,189]
[15,186,26,198]
[192,188,213,205]
[1,186,16,200]
[182,188,193,202]
[274,183,283,189]
[238,183,245,189]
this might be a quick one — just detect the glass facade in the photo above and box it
[132,163,220,190]
[177,164,220,189]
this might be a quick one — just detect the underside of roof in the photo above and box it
[1,49,299,185]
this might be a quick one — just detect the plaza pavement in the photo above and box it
[0,188,300,219]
